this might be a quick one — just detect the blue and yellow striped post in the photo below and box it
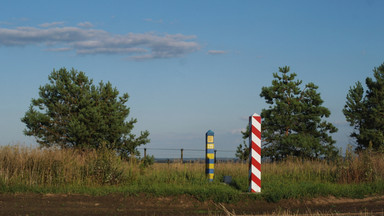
[206,130,215,181]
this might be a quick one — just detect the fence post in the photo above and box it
[249,113,261,193]
[206,130,215,181]
[214,150,217,164]
[180,148,184,163]
[144,148,147,160]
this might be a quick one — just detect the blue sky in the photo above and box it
[0,1,383,158]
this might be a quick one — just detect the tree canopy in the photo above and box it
[21,68,149,158]
[259,66,338,160]
[343,62,384,151]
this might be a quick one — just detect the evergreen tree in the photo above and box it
[343,81,365,149]
[235,125,250,162]
[259,66,338,160]
[343,62,384,151]
[21,68,149,158]
[235,140,249,162]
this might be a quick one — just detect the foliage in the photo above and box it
[85,145,127,185]
[259,66,338,160]
[21,68,149,157]
[343,62,384,151]
[235,140,249,162]
[140,155,155,168]
[235,123,251,161]
[335,144,378,183]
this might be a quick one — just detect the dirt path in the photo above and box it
[0,194,383,215]
[223,195,384,215]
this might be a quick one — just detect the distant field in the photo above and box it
[0,145,384,204]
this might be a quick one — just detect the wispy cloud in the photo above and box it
[144,18,163,24]
[0,24,200,61]
[240,116,249,121]
[39,22,65,28]
[77,21,94,28]
[207,50,227,55]
[333,121,350,127]
[0,21,12,26]
[230,128,246,135]
[44,47,73,52]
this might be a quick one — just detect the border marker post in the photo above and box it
[249,113,261,193]
[206,130,215,181]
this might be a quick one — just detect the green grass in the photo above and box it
[1,145,384,203]
[260,179,384,202]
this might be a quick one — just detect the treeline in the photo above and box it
[20,63,384,162]
[237,62,384,161]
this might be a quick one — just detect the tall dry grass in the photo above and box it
[0,145,130,186]
[1,144,384,201]
[336,146,384,183]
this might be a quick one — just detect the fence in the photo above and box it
[137,147,237,163]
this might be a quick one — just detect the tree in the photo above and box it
[21,68,150,158]
[235,140,249,162]
[235,127,250,162]
[259,66,338,160]
[343,62,384,151]
[343,81,365,149]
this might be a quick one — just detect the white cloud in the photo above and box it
[207,50,227,55]
[230,128,246,135]
[77,21,94,28]
[240,116,249,121]
[144,18,163,24]
[0,21,12,26]
[45,47,73,52]
[0,25,200,60]
[333,121,350,127]
[39,22,65,28]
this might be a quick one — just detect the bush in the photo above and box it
[85,147,127,185]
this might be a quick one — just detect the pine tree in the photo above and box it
[235,125,250,162]
[343,81,365,149]
[235,140,249,162]
[21,68,149,158]
[343,62,384,151]
[260,66,338,160]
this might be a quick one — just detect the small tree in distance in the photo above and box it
[235,126,250,162]
[21,68,149,159]
[235,140,249,163]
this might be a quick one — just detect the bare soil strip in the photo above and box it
[0,194,383,216]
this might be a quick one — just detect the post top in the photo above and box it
[251,113,260,117]
[206,130,214,136]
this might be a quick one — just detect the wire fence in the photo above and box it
[137,147,238,163]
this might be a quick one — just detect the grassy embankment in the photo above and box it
[0,145,384,203]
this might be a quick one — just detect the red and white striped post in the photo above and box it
[249,113,261,193]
